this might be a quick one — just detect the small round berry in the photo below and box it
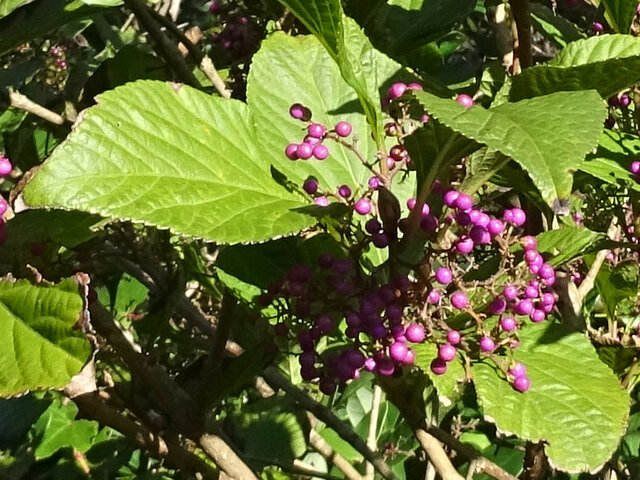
[509,363,527,377]
[376,357,396,376]
[525,286,539,299]
[456,236,474,255]
[405,324,426,343]
[487,219,505,236]
[389,341,409,363]
[289,103,310,121]
[368,176,381,189]
[456,94,474,108]
[509,208,527,226]
[407,83,423,91]
[631,161,640,174]
[470,226,490,245]
[299,351,316,368]
[513,375,531,392]
[297,143,313,160]
[447,330,461,345]
[591,22,604,34]
[313,144,329,160]
[434,267,453,285]
[474,212,491,227]
[454,194,474,211]
[525,250,543,266]
[443,190,460,207]
[316,314,334,333]
[303,178,318,194]
[427,289,441,304]
[387,82,408,100]
[538,263,555,280]
[285,143,298,160]
[345,350,366,369]
[402,348,416,365]
[319,378,337,395]
[384,122,400,136]
[620,94,631,107]
[365,218,382,234]
[450,291,469,309]
[338,185,352,198]
[0,157,12,176]
[390,145,408,162]
[456,211,472,226]
[503,285,518,300]
[308,123,326,139]
[530,309,546,322]
[364,357,377,371]
[438,344,457,362]
[420,214,439,232]
[303,135,322,146]
[0,198,8,216]
[500,317,517,332]
[522,235,537,251]
[479,336,495,352]
[314,196,329,207]
[354,198,372,215]
[430,358,447,375]
[420,113,430,123]
[335,121,352,137]
[541,292,555,306]
[514,299,534,316]
[372,232,390,248]
[489,298,507,315]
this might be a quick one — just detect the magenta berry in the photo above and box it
[503,284,518,300]
[387,82,408,100]
[443,190,460,207]
[289,103,310,121]
[389,341,409,362]
[407,83,423,91]
[297,143,313,160]
[513,375,531,392]
[456,94,474,108]
[454,193,473,211]
[447,330,461,345]
[479,336,495,352]
[620,94,631,107]
[368,176,381,189]
[514,299,534,316]
[591,22,604,34]
[450,291,469,309]
[313,144,329,160]
[470,226,490,245]
[389,145,408,162]
[303,135,321,146]
[430,358,447,375]
[487,219,505,236]
[522,235,537,250]
[0,157,12,176]
[509,363,527,377]
[405,324,426,343]
[530,309,546,322]
[538,263,555,280]
[427,289,441,304]
[438,344,457,362]
[506,208,526,226]
[402,348,416,365]
[631,161,640,174]
[524,286,539,299]
[489,298,507,315]
[456,236,474,254]
[0,199,7,216]
[314,196,329,207]
[334,121,352,137]
[285,143,298,160]
[303,178,318,194]
[500,317,517,332]
[338,185,352,198]
[307,123,326,139]
[434,267,453,285]
[354,198,372,215]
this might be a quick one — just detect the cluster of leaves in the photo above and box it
[3,0,640,479]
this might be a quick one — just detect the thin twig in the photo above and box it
[414,429,464,480]
[365,385,383,480]
[262,367,398,480]
[7,88,65,125]
[509,0,532,69]
[309,428,365,480]
[123,0,202,88]
[577,220,620,299]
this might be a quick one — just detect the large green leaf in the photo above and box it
[0,278,90,397]
[0,0,115,56]
[23,81,316,244]
[602,0,637,33]
[536,227,607,266]
[509,35,640,101]
[529,3,585,48]
[345,0,476,54]
[0,0,33,18]
[413,90,606,212]
[580,130,640,191]
[413,342,465,404]
[473,322,629,473]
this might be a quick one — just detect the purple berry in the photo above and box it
[503,285,518,300]
[364,357,376,371]
[530,309,546,322]
[0,199,8,216]
[435,267,453,285]
[421,214,439,232]
[389,342,409,362]
[0,157,12,176]
[631,161,640,174]
[513,375,531,392]
[500,317,517,332]
[365,218,382,234]
[509,208,527,226]
[376,356,396,376]
[430,358,447,375]
[447,330,461,345]
[316,314,334,333]
[289,103,310,121]
[509,363,527,377]
[541,293,555,306]
[338,185,352,198]
[407,83,423,91]
[456,236,474,254]
[372,232,390,248]
[525,250,543,266]
[299,351,316,368]
[308,123,326,138]
[525,286,539,299]
[514,299,534,316]
[487,219,505,236]
[385,122,400,136]
[443,190,460,207]
[438,344,457,362]
[389,145,408,162]
[297,143,313,160]
[387,82,408,100]
[335,121,352,137]
[354,198,372,215]
[489,298,507,315]
[474,212,491,227]
[479,336,495,352]
[303,135,322,146]
[470,225,490,245]
[427,290,441,304]
[591,22,604,34]
[368,176,381,189]
[456,211,472,226]
[522,235,537,250]
[314,196,329,207]
[456,94,474,108]
[402,348,416,365]
[405,324,426,343]
[303,178,318,195]
[454,194,474,211]
[285,143,298,160]
[620,94,631,107]
[313,144,329,160]
[538,263,555,280]
[450,292,469,309]
[319,378,337,395]
[345,350,366,369]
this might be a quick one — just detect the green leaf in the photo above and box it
[0,278,90,397]
[413,90,606,212]
[473,322,629,473]
[32,397,99,459]
[345,0,476,54]
[595,261,639,319]
[0,0,115,56]
[580,130,640,191]
[0,0,33,18]
[0,394,51,448]
[413,342,465,404]
[23,80,316,245]
[536,226,606,266]
[509,35,640,101]
[529,3,585,48]
[602,0,637,33]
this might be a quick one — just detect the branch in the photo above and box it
[146,7,231,98]
[307,415,365,480]
[7,88,65,125]
[365,385,382,480]
[262,367,398,480]
[509,0,532,69]
[414,429,464,480]
[123,0,202,88]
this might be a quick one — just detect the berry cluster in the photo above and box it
[49,44,67,69]
[0,154,12,246]
[209,2,260,62]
